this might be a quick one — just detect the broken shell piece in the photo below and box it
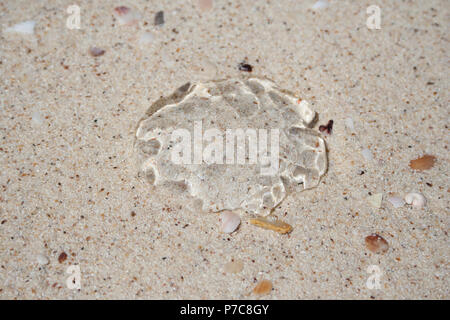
[387,196,405,208]
[220,211,241,233]
[409,155,436,171]
[367,193,382,208]
[224,259,244,273]
[312,1,329,10]
[252,279,273,295]
[249,216,292,234]
[5,20,35,35]
[113,6,141,25]
[405,193,426,208]
[365,234,389,254]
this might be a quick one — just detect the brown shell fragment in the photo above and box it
[252,279,273,295]
[249,216,293,234]
[365,234,389,254]
[58,252,68,263]
[409,155,436,171]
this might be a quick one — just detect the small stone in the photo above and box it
[409,155,436,171]
[387,196,405,208]
[219,211,241,233]
[89,47,105,57]
[238,62,253,72]
[36,254,49,265]
[154,11,164,26]
[58,252,68,263]
[252,279,272,295]
[224,260,244,273]
[365,234,389,254]
[367,193,382,208]
[249,216,292,234]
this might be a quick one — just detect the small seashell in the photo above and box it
[252,279,273,295]
[387,196,405,208]
[404,192,426,208]
[219,211,241,233]
[224,259,244,273]
[312,1,329,10]
[249,216,292,234]
[365,234,389,254]
[36,254,49,265]
[113,6,141,26]
[409,155,436,171]
[89,47,105,57]
[367,193,382,208]
[5,20,35,35]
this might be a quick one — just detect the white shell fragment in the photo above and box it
[367,193,382,208]
[405,193,426,208]
[387,196,405,208]
[113,6,141,26]
[312,1,329,10]
[219,211,241,233]
[5,20,35,35]
[134,78,327,214]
